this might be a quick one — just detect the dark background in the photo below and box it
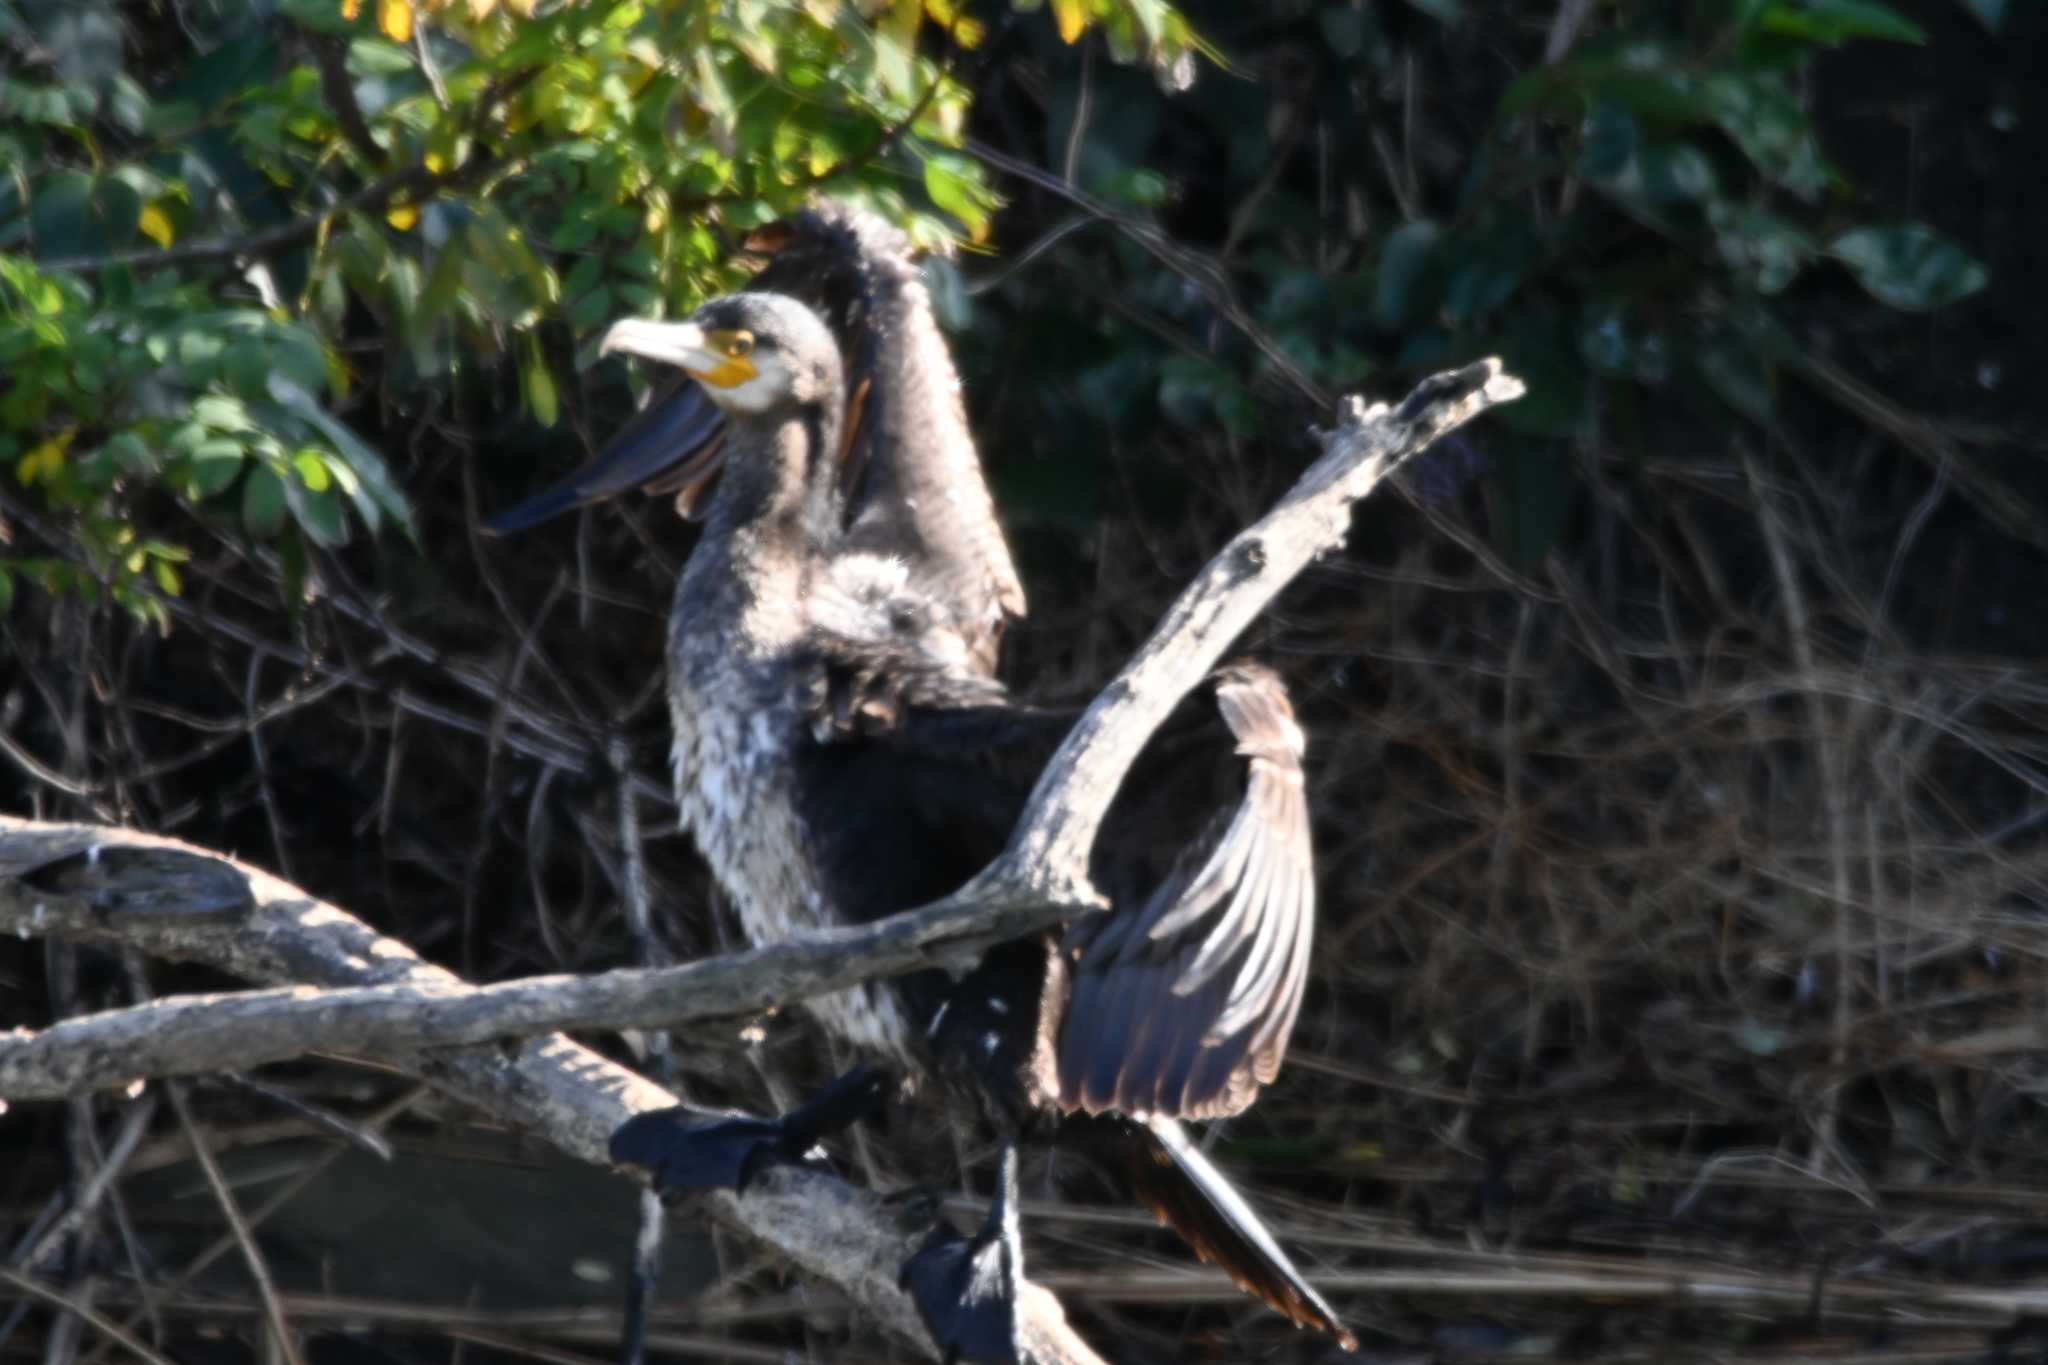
[6,0,2047,1360]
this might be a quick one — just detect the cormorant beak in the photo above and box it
[479,327,735,534]
[601,318,757,391]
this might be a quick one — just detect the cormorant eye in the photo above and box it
[722,331,755,359]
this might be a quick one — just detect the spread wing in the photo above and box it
[1049,663,1315,1121]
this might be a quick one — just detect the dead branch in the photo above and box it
[0,817,1090,1362]
[0,360,1522,1361]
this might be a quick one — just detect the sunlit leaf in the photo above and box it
[386,202,419,231]
[1051,0,1087,44]
[292,450,332,492]
[523,336,558,427]
[1752,0,1925,45]
[922,151,995,242]
[137,201,176,247]
[265,376,418,541]
[377,0,414,43]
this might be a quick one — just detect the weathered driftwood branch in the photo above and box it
[998,362,1524,889]
[0,819,1095,1363]
[0,360,1520,1360]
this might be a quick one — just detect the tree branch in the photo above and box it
[0,360,1519,1359]
[0,819,1098,1363]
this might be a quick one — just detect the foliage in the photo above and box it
[0,0,1998,614]
[962,0,1994,564]
[0,0,1196,621]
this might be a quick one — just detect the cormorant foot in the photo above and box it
[898,1142,1025,1365]
[609,1064,891,1195]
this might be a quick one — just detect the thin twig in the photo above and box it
[0,1269,179,1365]
[162,1080,307,1365]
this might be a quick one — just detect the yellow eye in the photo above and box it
[721,331,754,359]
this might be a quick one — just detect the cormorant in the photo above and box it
[490,212,1352,1360]
[484,204,1024,675]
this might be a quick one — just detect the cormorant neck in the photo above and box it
[678,400,841,650]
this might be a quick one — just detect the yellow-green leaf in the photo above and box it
[1051,0,1086,44]
[138,202,176,247]
[378,0,414,42]
[387,202,419,231]
[17,429,76,486]
[293,450,333,492]
[523,338,558,428]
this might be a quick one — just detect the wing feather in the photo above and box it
[1051,663,1316,1121]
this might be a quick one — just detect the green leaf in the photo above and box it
[569,284,613,332]
[189,439,247,496]
[291,449,331,492]
[1702,72,1828,200]
[1827,224,1989,311]
[922,151,995,242]
[102,431,157,476]
[263,377,417,542]
[1709,201,1814,294]
[285,468,349,547]
[1376,221,1443,329]
[1751,0,1925,45]
[1441,220,1539,323]
[347,36,417,77]
[241,464,287,537]
[523,339,559,428]
[1577,102,1640,184]
[194,393,254,432]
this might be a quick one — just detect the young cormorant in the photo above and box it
[486,204,1349,1357]
[484,202,1024,675]
[564,285,1352,1360]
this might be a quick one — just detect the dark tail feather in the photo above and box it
[1086,1115,1356,1351]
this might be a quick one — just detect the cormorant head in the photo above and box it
[601,292,841,419]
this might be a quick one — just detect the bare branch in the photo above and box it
[0,819,1096,1362]
[998,361,1526,889]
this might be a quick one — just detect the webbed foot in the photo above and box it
[609,1064,890,1194]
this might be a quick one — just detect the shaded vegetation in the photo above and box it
[5,0,2046,1361]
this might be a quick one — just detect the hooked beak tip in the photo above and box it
[601,317,707,365]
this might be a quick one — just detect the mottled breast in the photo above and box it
[666,633,913,1062]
